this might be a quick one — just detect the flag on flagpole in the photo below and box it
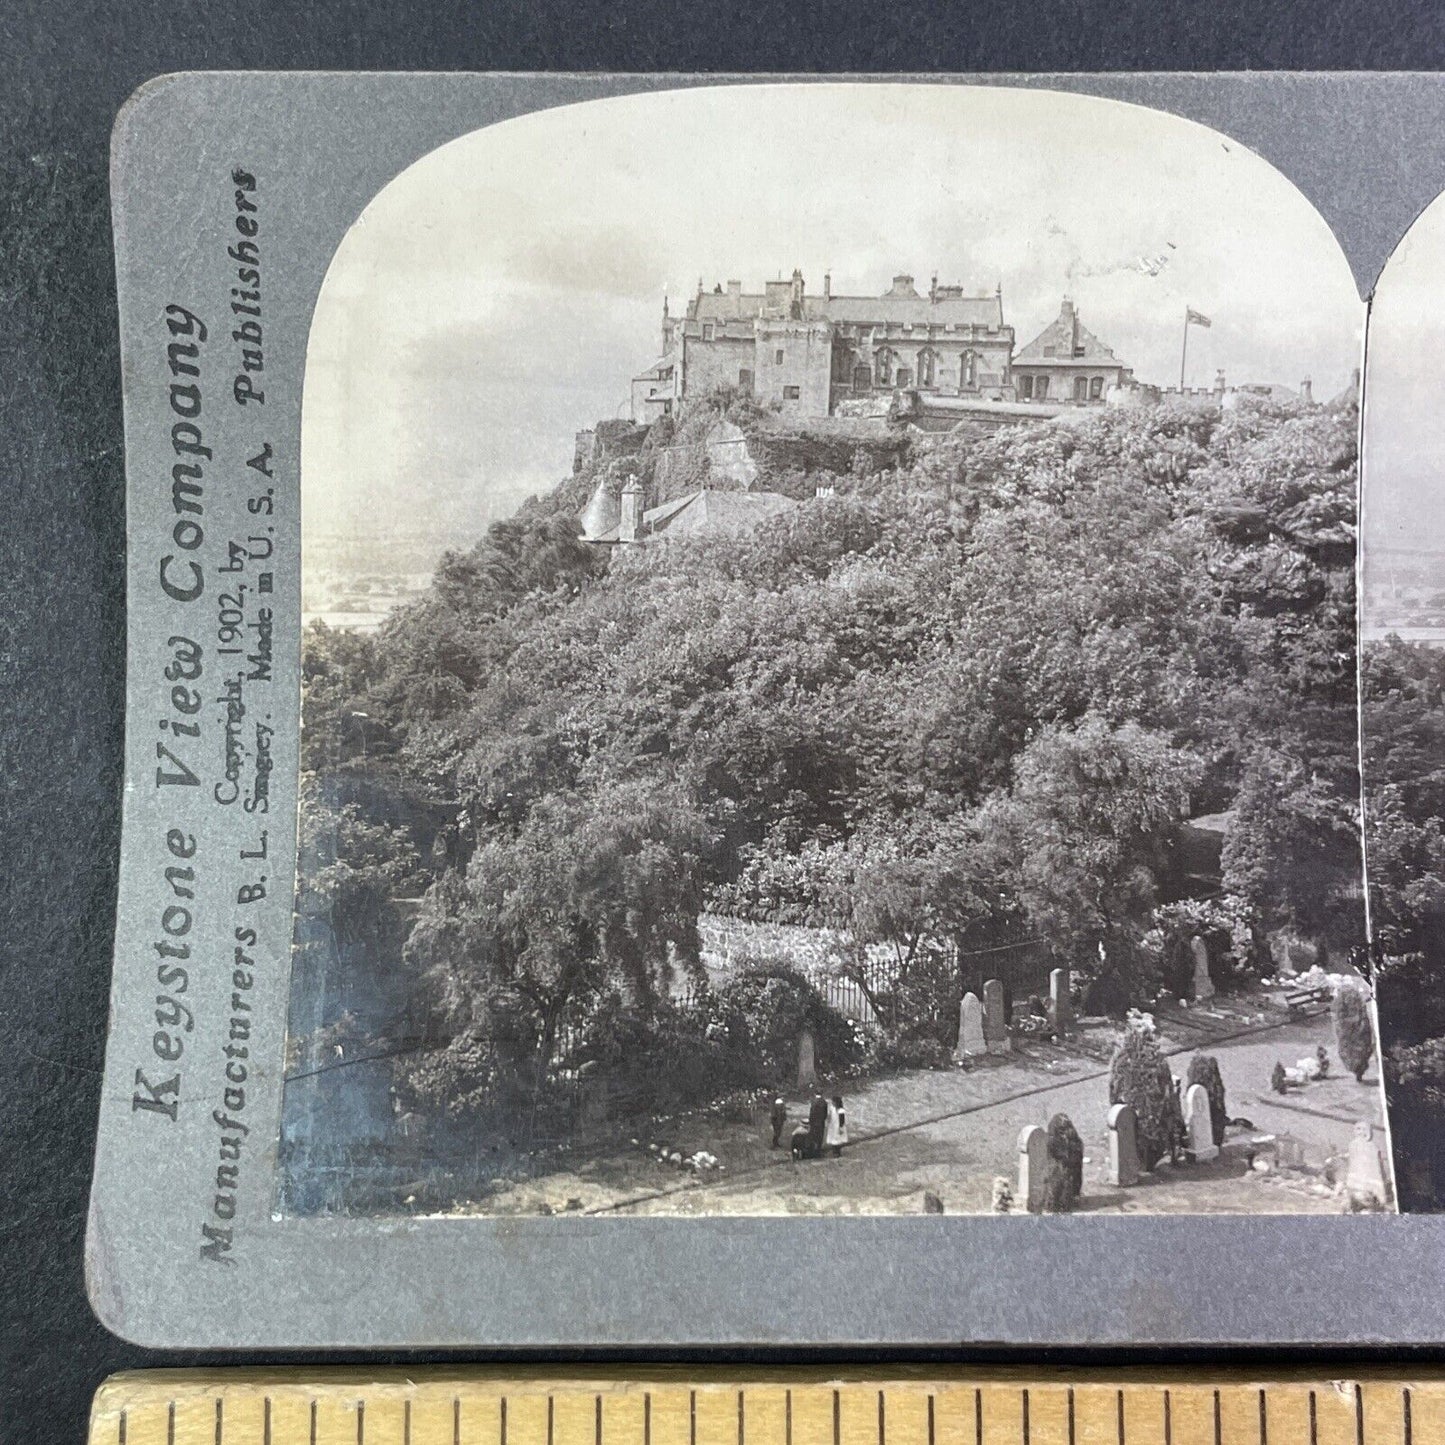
[1186,307,1212,328]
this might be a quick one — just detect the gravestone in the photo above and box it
[1345,1120,1389,1210]
[1107,1102,1140,1186]
[983,978,1011,1055]
[1184,1082,1219,1162]
[1017,1124,1048,1213]
[1049,967,1072,1035]
[1190,935,1215,1001]
[796,1028,816,1090]
[954,992,986,1060]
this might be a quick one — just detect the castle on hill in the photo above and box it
[630,270,1135,422]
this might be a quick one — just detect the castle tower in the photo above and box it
[619,475,644,543]
[579,476,620,541]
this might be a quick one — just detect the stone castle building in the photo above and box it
[1010,297,1131,404]
[630,270,1133,422]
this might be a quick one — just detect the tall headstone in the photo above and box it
[982,978,1011,1055]
[1049,967,1073,1035]
[1345,1120,1389,1210]
[954,992,986,1061]
[1107,1103,1140,1186]
[1184,1082,1219,1162]
[796,1027,816,1090]
[1017,1124,1048,1213]
[1190,935,1215,1001]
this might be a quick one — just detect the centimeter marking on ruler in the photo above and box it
[93,1374,1440,1445]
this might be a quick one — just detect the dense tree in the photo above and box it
[1108,1023,1183,1170]
[1332,981,1376,1082]
[1042,1113,1084,1213]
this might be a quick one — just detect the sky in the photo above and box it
[302,82,1364,552]
[1362,190,1445,600]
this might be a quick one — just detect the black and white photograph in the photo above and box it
[269,83,1394,1220]
[1359,186,1445,1213]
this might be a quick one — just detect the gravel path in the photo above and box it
[477,1000,1390,1217]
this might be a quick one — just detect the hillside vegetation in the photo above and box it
[295,395,1364,1135]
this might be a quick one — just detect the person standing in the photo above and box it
[769,1096,787,1149]
[826,1093,847,1158]
[806,1093,829,1159]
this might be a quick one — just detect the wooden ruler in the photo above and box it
[87,1370,1445,1445]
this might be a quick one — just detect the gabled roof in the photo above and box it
[588,488,798,544]
[632,356,674,381]
[649,488,797,538]
[1015,299,1125,367]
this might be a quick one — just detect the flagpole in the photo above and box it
[1179,307,1190,390]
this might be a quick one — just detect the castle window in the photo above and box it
[853,364,872,391]
[1074,376,1089,401]
[918,349,937,388]
[875,347,895,385]
[1090,375,1104,399]
[961,350,977,388]
[1035,375,1050,399]
[783,385,801,400]
[775,348,785,365]
[1019,375,1034,399]
[739,368,754,389]
[703,323,715,341]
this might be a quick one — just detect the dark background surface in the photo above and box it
[6,2,1445,1440]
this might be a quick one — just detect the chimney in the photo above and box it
[1213,369,1227,394]
[823,272,831,301]
[619,476,643,543]
[889,273,917,297]
[727,279,741,298]
[930,272,938,303]
[1300,377,1314,405]
[790,267,805,319]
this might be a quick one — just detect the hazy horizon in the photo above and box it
[302,83,1364,557]
[1363,185,1445,620]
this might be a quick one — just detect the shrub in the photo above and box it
[1186,1054,1228,1147]
[870,1034,953,1072]
[716,958,862,1083]
[1333,980,1376,1081]
[1042,1113,1084,1213]
[1108,1023,1182,1169]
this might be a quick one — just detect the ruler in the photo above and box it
[88,1370,1444,1445]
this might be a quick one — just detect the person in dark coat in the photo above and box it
[790,1094,829,1161]
[769,1096,788,1149]
[808,1093,829,1153]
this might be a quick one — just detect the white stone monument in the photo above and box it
[1345,1120,1389,1210]
[954,992,986,1060]
[1184,1082,1219,1162]
[1107,1102,1140,1186]
[965,999,988,1057]
[1017,1124,1048,1213]
[1049,967,1072,1035]
[982,978,1011,1054]
[796,1027,816,1090]
[1190,935,1215,1001]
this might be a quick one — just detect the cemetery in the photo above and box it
[460,967,1392,1217]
